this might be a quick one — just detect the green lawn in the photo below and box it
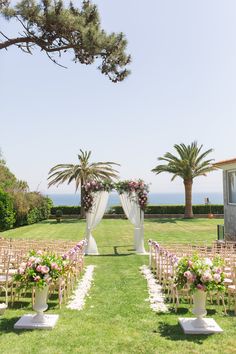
[0,218,235,354]
[2,217,223,247]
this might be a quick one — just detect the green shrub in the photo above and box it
[13,193,53,226]
[0,189,15,230]
[55,209,63,217]
[51,206,81,215]
[27,207,40,224]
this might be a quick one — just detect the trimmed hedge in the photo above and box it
[107,204,224,215]
[51,206,81,215]
[50,204,224,215]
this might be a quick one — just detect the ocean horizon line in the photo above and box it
[45,192,223,207]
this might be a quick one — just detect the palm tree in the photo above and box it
[48,150,120,217]
[151,142,215,218]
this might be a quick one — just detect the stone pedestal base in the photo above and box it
[179,317,223,334]
[14,314,59,330]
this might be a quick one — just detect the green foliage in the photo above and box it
[0,0,131,82]
[51,204,223,215]
[0,188,15,230]
[26,207,40,225]
[152,141,215,180]
[107,204,224,215]
[51,205,81,215]
[152,142,215,218]
[0,153,52,229]
[48,150,120,192]
[48,149,119,217]
[0,162,18,191]
[25,193,52,225]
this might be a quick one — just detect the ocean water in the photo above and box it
[46,192,223,207]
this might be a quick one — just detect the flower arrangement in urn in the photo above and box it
[175,254,226,293]
[15,250,66,289]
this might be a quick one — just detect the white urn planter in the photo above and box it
[179,290,223,334]
[32,285,49,323]
[192,290,207,327]
[14,285,59,330]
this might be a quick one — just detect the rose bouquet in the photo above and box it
[175,254,226,293]
[15,250,66,289]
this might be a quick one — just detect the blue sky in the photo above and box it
[1,0,236,194]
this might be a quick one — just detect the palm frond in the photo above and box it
[151,141,214,181]
[48,149,120,190]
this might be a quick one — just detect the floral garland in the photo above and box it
[115,179,149,210]
[148,239,179,265]
[62,239,87,260]
[82,179,149,212]
[82,180,113,212]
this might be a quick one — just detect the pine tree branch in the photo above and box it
[0,36,32,49]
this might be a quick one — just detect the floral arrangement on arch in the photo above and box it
[115,179,149,210]
[175,254,226,293]
[15,250,66,289]
[82,180,113,212]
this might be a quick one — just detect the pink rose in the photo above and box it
[34,275,41,282]
[188,260,193,268]
[41,265,50,274]
[51,262,59,270]
[36,265,42,272]
[201,272,212,283]
[18,267,25,275]
[213,273,221,283]
[184,270,196,283]
[20,262,27,269]
[184,271,191,278]
[196,284,205,291]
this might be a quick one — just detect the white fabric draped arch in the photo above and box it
[85,191,109,255]
[120,192,146,254]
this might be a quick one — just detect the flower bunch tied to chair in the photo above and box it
[14,250,66,290]
[175,254,226,293]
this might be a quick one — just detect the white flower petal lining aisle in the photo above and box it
[140,265,168,313]
[67,265,95,310]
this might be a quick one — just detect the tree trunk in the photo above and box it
[184,179,193,218]
[80,184,86,219]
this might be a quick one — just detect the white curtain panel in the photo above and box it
[120,192,146,254]
[85,191,109,255]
